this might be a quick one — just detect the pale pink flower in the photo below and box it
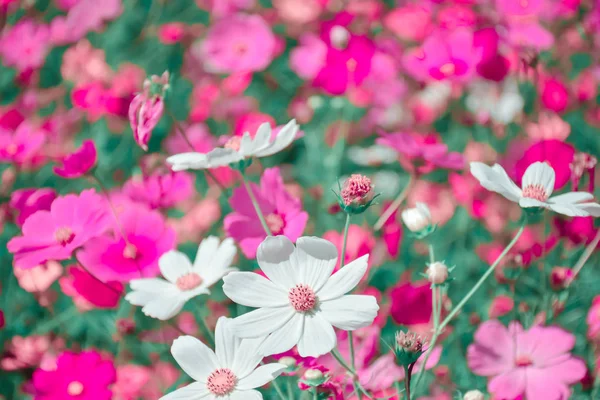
[384,5,433,42]
[289,33,328,80]
[468,320,586,399]
[587,295,600,341]
[1,335,64,371]
[14,261,63,293]
[113,365,150,400]
[505,22,555,50]
[526,113,571,141]
[198,0,255,17]
[59,0,123,42]
[169,197,221,244]
[61,40,113,84]
[0,20,50,72]
[340,174,374,206]
[273,0,325,23]
[224,167,308,258]
[129,91,164,152]
[123,171,194,210]
[407,180,456,226]
[0,122,46,165]
[323,225,375,269]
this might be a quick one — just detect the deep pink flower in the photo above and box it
[554,216,599,248]
[128,91,164,151]
[0,122,46,165]
[0,20,50,72]
[380,201,403,259]
[514,140,575,190]
[71,81,110,122]
[389,281,432,326]
[67,266,123,309]
[123,171,194,209]
[158,23,186,44]
[225,167,308,258]
[33,350,116,399]
[7,190,111,269]
[53,140,97,179]
[10,188,57,226]
[198,14,276,73]
[323,224,375,269]
[541,78,569,113]
[233,112,276,137]
[468,320,586,399]
[0,108,25,130]
[78,207,176,282]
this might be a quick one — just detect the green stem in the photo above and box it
[428,244,435,265]
[196,312,215,347]
[341,213,351,267]
[287,378,295,400]
[242,174,272,236]
[312,388,318,400]
[271,377,287,400]
[330,348,356,376]
[373,174,413,231]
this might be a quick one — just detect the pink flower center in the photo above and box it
[176,273,203,291]
[206,368,237,396]
[522,184,549,202]
[224,136,242,152]
[6,143,18,155]
[266,213,285,235]
[67,381,84,396]
[440,62,456,76]
[54,227,75,246]
[234,42,248,55]
[123,244,139,260]
[288,284,317,312]
[347,58,357,72]
[515,354,533,367]
[341,174,373,206]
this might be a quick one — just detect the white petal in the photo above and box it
[548,192,594,204]
[317,254,369,301]
[160,251,193,284]
[257,236,299,290]
[574,202,600,217]
[125,290,156,306]
[167,153,210,171]
[159,382,210,400]
[294,236,338,292]
[214,317,239,369]
[249,123,272,155]
[297,313,336,357]
[519,197,547,209]
[222,272,288,307]
[239,132,255,157]
[141,294,186,320]
[547,203,593,217]
[194,236,221,268]
[237,364,286,390]
[130,278,175,293]
[231,307,295,339]
[232,337,265,378]
[258,312,304,356]
[416,202,431,219]
[195,237,237,288]
[522,162,555,197]
[254,119,298,158]
[229,390,262,400]
[319,295,379,330]
[470,162,522,202]
[171,336,218,382]
[206,147,243,167]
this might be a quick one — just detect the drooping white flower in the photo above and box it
[167,119,299,171]
[161,317,286,400]
[470,161,600,217]
[125,237,237,320]
[401,202,432,232]
[222,235,379,358]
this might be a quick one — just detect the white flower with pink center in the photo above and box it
[167,119,299,171]
[161,317,286,400]
[470,161,600,217]
[222,235,379,358]
[125,237,237,320]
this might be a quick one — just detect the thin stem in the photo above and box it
[404,363,414,400]
[428,244,435,265]
[330,348,356,376]
[412,286,440,392]
[287,378,295,400]
[312,388,318,400]
[92,173,128,241]
[271,377,287,400]
[569,228,600,285]
[373,175,413,231]
[196,312,215,347]
[242,174,272,236]
[341,213,351,266]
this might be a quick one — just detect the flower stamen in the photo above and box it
[288,284,316,312]
[522,184,549,202]
[206,368,237,396]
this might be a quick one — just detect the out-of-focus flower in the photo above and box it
[402,203,432,233]
[123,171,194,210]
[468,320,586,399]
[66,266,124,309]
[61,40,112,84]
[14,261,63,293]
[169,197,221,243]
[587,295,600,341]
[390,281,432,326]
[570,152,597,192]
[471,161,600,216]
[32,350,116,399]
[384,5,433,42]
[273,0,325,24]
[225,167,308,258]
[223,236,379,357]
[78,207,176,282]
[463,390,485,400]
[0,20,50,72]
[323,224,376,269]
[550,266,574,290]
[53,140,97,178]
[488,295,514,318]
[126,237,237,320]
[8,190,110,269]
[1,335,64,371]
[525,113,571,141]
[162,318,286,399]
[514,140,575,190]
[10,188,57,227]
[129,72,169,151]
[466,79,524,125]
[158,23,186,44]
[427,262,449,285]
[541,77,569,113]
[0,122,46,165]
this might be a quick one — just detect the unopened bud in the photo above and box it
[336,174,378,215]
[464,390,485,400]
[303,369,323,381]
[427,262,448,284]
[279,356,297,368]
[550,267,573,290]
[401,202,432,233]
[330,25,350,49]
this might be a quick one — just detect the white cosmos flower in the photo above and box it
[125,237,237,320]
[222,235,379,358]
[161,317,286,400]
[167,119,299,171]
[470,161,600,217]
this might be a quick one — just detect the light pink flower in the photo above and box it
[169,197,221,244]
[53,140,97,178]
[468,320,586,399]
[61,40,112,84]
[0,20,50,72]
[384,5,433,42]
[123,171,194,210]
[273,0,325,23]
[407,180,456,226]
[323,224,375,269]
[113,365,150,400]
[197,14,276,73]
[289,33,328,80]
[199,0,255,17]
[128,91,164,152]
[525,113,571,141]
[1,335,64,371]
[224,167,308,258]
[10,188,57,226]
[505,22,555,50]
[8,190,111,269]
[0,122,46,165]
[14,261,63,293]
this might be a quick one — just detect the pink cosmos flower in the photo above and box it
[113,365,150,400]
[128,91,164,152]
[541,77,570,113]
[468,320,586,399]
[158,23,186,44]
[525,113,571,141]
[197,14,276,73]
[123,171,194,210]
[78,207,176,282]
[61,40,112,84]
[514,140,575,191]
[67,266,124,309]
[8,190,111,269]
[323,224,375,269]
[233,111,276,137]
[53,140,97,178]
[0,122,46,165]
[10,188,56,226]
[408,180,457,227]
[71,81,111,122]
[224,167,308,258]
[14,261,63,293]
[1,335,64,371]
[33,350,116,399]
[384,5,433,42]
[169,197,222,243]
[0,20,50,72]
[390,281,433,326]
[289,33,328,80]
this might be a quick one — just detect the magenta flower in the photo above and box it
[32,350,116,399]
[7,190,111,269]
[128,91,164,151]
[67,266,123,309]
[0,122,45,165]
[10,188,57,227]
[541,77,570,113]
[468,320,586,399]
[0,20,50,72]
[78,207,176,282]
[53,140,97,179]
[224,167,308,258]
[123,171,194,210]
[514,140,575,191]
[389,281,432,326]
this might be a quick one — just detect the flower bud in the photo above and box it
[330,25,350,50]
[401,202,433,236]
[303,369,323,381]
[278,356,297,368]
[394,330,425,366]
[464,390,485,400]
[550,267,573,290]
[335,174,379,215]
[427,262,448,285]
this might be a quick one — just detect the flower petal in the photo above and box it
[231,307,295,339]
[195,237,237,287]
[319,295,379,330]
[229,390,262,400]
[256,235,299,290]
[470,162,522,202]
[206,147,244,167]
[548,192,594,204]
[518,197,547,209]
[141,294,187,320]
[233,337,266,378]
[222,272,288,307]
[160,251,193,284]
[237,363,286,390]
[488,369,526,399]
[254,119,298,158]
[167,153,210,171]
[525,368,572,400]
[317,254,369,301]
[547,202,591,217]
[258,312,304,356]
[297,313,336,357]
[573,202,600,217]
[522,161,555,197]
[171,336,218,383]
[249,123,272,155]
[294,236,338,292]
[159,382,210,400]
[214,317,239,369]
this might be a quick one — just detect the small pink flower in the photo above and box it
[289,33,328,80]
[233,111,276,137]
[8,190,111,269]
[67,266,123,309]
[1,335,64,371]
[71,81,110,122]
[587,296,600,341]
[10,188,57,226]
[224,167,308,258]
[158,23,186,44]
[323,225,375,269]
[53,140,97,178]
[169,197,222,244]
[468,320,586,399]
[33,350,116,400]
[113,365,150,400]
[123,171,194,209]
[0,122,46,165]
[525,113,571,141]
[128,91,164,151]
[389,281,432,326]
[341,174,374,206]
[61,40,112,84]
[384,5,433,42]
[14,261,63,293]
[488,295,514,318]
[514,139,575,190]
[541,77,570,113]
[0,20,50,72]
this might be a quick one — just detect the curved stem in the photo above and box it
[373,175,413,231]
[569,228,600,285]
[241,174,272,236]
[330,348,356,376]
